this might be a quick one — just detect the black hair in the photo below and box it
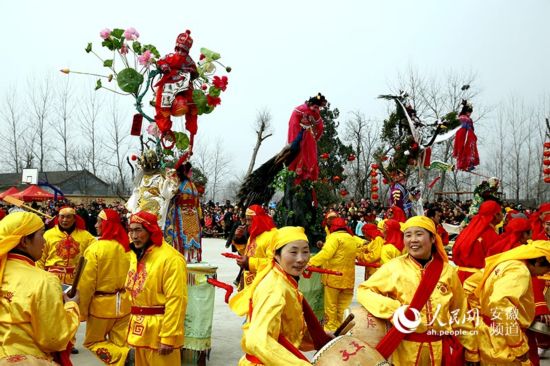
[426,207,442,218]
[527,257,550,267]
[176,162,192,181]
[306,93,327,107]
[459,100,473,116]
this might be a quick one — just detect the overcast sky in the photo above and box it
[2,0,549,176]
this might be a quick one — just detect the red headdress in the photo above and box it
[54,206,87,230]
[175,30,193,53]
[486,218,531,256]
[329,217,353,235]
[98,209,130,252]
[246,205,276,241]
[362,223,383,240]
[388,206,407,223]
[453,200,501,260]
[129,211,163,246]
[384,219,404,251]
[530,202,550,240]
[322,210,338,228]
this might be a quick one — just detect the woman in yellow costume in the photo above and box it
[0,212,80,365]
[230,226,332,366]
[357,215,479,365]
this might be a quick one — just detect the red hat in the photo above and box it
[329,217,353,235]
[486,218,531,256]
[129,211,163,246]
[362,224,382,240]
[98,209,130,252]
[175,30,193,53]
[384,219,404,252]
[246,204,276,240]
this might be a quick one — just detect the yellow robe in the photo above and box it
[125,241,187,349]
[474,260,533,364]
[0,254,80,361]
[380,244,405,265]
[357,255,478,365]
[238,264,310,366]
[37,225,96,285]
[357,236,385,265]
[243,228,278,287]
[79,239,132,366]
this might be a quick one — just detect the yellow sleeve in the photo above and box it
[487,264,531,358]
[159,255,188,346]
[249,257,270,273]
[462,271,483,311]
[77,245,98,321]
[36,237,51,269]
[448,269,479,361]
[357,264,401,319]
[357,237,383,264]
[308,234,338,267]
[380,244,401,265]
[31,275,80,352]
[245,288,310,366]
[82,231,96,252]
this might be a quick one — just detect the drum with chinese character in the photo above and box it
[311,335,389,366]
[347,305,390,348]
[182,263,217,366]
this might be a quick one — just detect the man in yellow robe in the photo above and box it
[470,241,550,365]
[79,209,132,366]
[309,217,365,331]
[37,207,95,285]
[358,216,479,365]
[125,211,187,366]
[0,212,80,365]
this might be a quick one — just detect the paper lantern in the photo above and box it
[544,168,550,175]
[371,178,378,184]
[332,176,342,182]
[544,160,550,166]
[545,177,550,184]
[372,186,379,192]
[545,151,550,157]
[320,153,330,160]
[370,171,377,177]
[347,154,356,161]
[382,178,388,185]
[371,193,379,200]
[340,189,349,197]
[545,142,550,149]
[371,163,379,170]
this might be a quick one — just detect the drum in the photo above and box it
[311,335,390,366]
[348,306,390,348]
[530,321,550,336]
[182,263,217,365]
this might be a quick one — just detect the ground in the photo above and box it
[71,238,550,365]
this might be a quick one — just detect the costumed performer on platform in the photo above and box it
[79,209,132,366]
[357,216,479,365]
[452,200,503,283]
[0,212,80,365]
[229,226,333,366]
[164,159,202,263]
[287,93,327,184]
[125,211,187,366]
[308,217,365,331]
[453,100,479,172]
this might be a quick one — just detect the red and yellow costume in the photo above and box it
[357,223,385,277]
[0,212,79,364]
[125,211,188,366]
[452,200,501,282]
[531,203,550,240]
[309,218,365,331]
[380,219,405,265]
[453,112,480,171]
[79,209,132,366]
[37,207,95,285]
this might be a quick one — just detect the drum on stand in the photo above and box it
[311,335,390,366]
[347,306,390,348]
[182,263,218,366]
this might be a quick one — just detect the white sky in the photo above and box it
[1,0,549,176]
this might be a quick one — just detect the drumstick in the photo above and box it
[334,313,355,337]
[67,257,87,298]
[2,195,54,219]
[339,321,356,336]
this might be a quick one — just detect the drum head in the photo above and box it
[530,321,550,336]
[348,306,389,347]
[311,335,390,366]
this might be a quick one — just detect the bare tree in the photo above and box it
[0,88,24,173]
[102,99,130,195]
[246,108,273,177]
[79,89,104,175]
[27,76,53,172]
[51,78,75,171]
[193,141,232,202]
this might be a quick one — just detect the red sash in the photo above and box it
[376,255,444,358]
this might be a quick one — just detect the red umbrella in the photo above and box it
[11,185,54,202]
[0,187,19,200]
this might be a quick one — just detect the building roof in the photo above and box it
[0,170,110,192]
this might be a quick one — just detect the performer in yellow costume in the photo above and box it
[358,216,479,365]
[125,211,187,366]
[79,209,132,366]
[308,217,365,331]
[471,241,550,365]
[230,226,332,366]
[37,207,95,285]
[0,212,80,365]
[379,219,405,265]
[357,223,385,279]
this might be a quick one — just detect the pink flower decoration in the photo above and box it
[120,43,128,55]
[100,28,112,39]
[147,123,161,137]
[124,27,140,40]
[138,50,152,65]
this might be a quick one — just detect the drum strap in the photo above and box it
[245,334,309,364]
[376,255,444,359]
[302,297,333,349]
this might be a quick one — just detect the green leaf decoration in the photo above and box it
[95,79,102,91]
[200,47,221,61]
[208,86,221,97]
[132,41,142,54]
[111,28,124,39]
[117,68,144,93]
[85,43,92,53]
[103,59,113,68]
[163,148,174,156]
[192,90,208,113]
[173,132,190,151]
[102,39,115,51]
[142,44,161,58]
[112,38,122,49]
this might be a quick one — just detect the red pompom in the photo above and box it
[130,155,137,161]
